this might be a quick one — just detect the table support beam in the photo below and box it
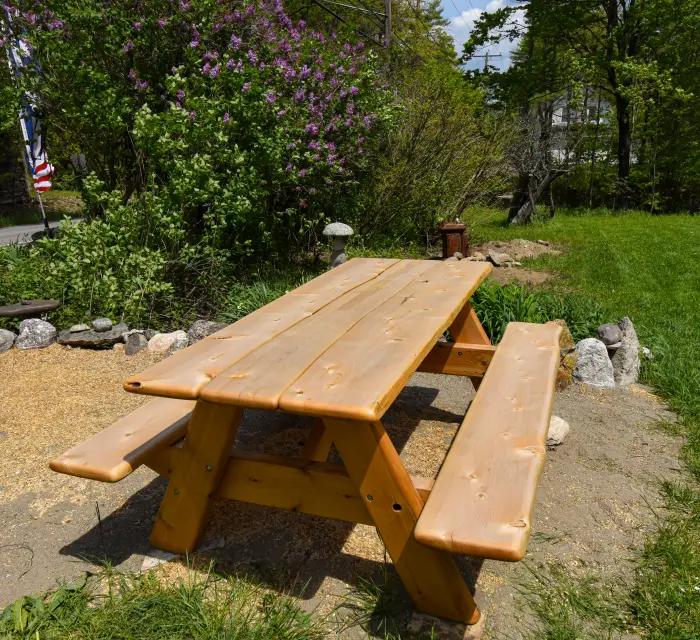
[446,302,492,390]
[145,446,434,527]
[149,401,244,554]
[325,418,480,625]
[417,343,496,376]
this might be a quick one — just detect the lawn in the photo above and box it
[471,209,700,639]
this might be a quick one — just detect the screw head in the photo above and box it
[206,465,213,472]
[174,488,180,495]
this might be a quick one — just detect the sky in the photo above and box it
[439,0,525,70]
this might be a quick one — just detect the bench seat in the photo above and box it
[414,322,561,561]
[49,398,195,482]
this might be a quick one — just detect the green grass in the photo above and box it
[0,566,323,640]
[469,209,700,639]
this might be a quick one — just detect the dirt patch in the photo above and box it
[0,350,683,640]
[472,239,563,262]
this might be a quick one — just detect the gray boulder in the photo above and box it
[68,324,90,333]
[125,332,148,356]
[187,320,227,345]
[0,329,16,353]
[547,415,570,446]
[15,319,57,350]
[573,338,615,388]
[92,318,113,332]
[611,317,641,386]
[597,323,622,346]
[58,323,128,348]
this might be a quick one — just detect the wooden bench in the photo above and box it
[49,398,195,482]
[414,322,561,561]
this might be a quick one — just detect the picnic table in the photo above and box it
[50,258,562,626]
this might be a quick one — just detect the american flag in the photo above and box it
[2,8,54,193]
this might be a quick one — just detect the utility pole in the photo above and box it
[384,0,391,48]
[472,51,502,71]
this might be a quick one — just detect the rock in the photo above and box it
[511,261,522,266]
[573,338,615,388]
[487,249,512,267]
[147,330,188,354]
[642,346,653,360]
[558,351,578,389]
[546,320,577,390]
[113,343,125,352]
[141,549,179,572]
[187,320,227,345]
[611,317,641,386]
[68,324,90,333]
[547,415,570,446]
[470,251,486,261]
[57,323,128,348]
[0,329,16,353]
[547,319,575,354]
[444,256,459,263]
[92,318,113,332]
[143,329,156,341]
[125,332,148,356]
[15,319,57,350]
[597,323,622,346]
[452,251,464,260]
[537,239,550,246]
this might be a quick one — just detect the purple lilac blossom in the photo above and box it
[265,90,276,103]
[133,21,141,31]
[158,17,167,26]
[210,64,220,78]
[123,40,134,52]
[242,82,251,92]
[223,112,230,124]
[176,89,185,100]
[247,49,258,65]
[230,34,242,50]
[188,110,196,120]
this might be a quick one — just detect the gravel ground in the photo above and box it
[0,345,683,638]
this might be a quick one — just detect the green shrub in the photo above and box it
[471,281,607,343]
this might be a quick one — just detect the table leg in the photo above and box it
[325,418,480,625]
[150,401,244,554]
[301,418,333,462]
[449,301,491,391]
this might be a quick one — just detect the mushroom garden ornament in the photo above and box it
[323,222,354,268]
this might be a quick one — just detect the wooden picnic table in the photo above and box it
[51,258,562,626]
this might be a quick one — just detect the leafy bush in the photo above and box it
[472,281,607,343]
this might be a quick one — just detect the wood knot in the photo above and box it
[477,492,487,500]
[509,520,527,528]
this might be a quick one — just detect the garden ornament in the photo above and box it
[323,222,354,268]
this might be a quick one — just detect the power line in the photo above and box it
[449,0,474,32]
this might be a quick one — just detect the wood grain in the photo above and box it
[123,259,398,400]
[414,322,561,561]
[49,398,194,482]
[200,260,434,409]
[149,401,244,553]
[280,261,492,421]
[326,418,480,624]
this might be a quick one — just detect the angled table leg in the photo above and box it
[449,301,491,391]
[150,400,244,554]
[302,418,333,462]
[325,418,480,625]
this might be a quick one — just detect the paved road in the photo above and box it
[0,218,81,246]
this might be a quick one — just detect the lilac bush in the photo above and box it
[7,0,394,256]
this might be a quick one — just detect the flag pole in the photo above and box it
[37,191,50,235]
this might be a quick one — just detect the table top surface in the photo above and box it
[124,258,492,421]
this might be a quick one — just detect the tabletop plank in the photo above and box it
[279,261,492,421]
[200,259,435,409]
[123,258,398,399]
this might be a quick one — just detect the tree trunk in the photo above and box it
[507,172,530,222]
[511,169,563,225]
[615,92,632,209]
